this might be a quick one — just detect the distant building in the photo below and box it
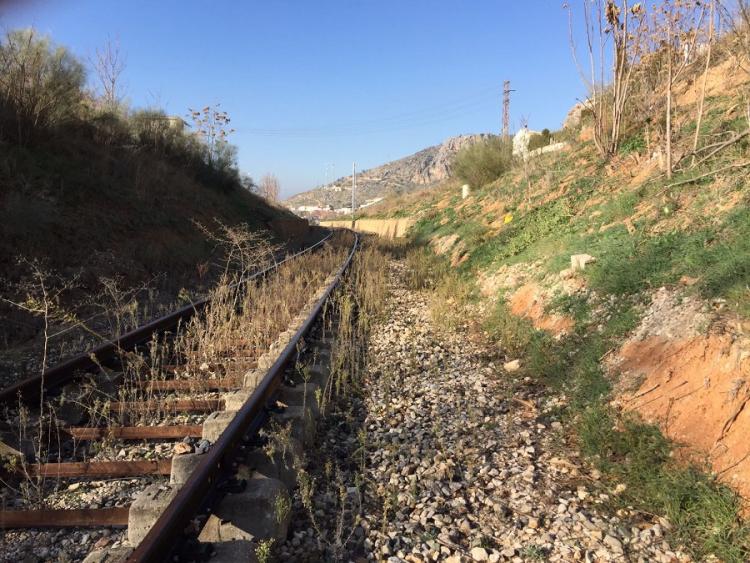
[295,205,327,213]
[133,115,187,133]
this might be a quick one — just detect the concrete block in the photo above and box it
[128,484,179,545]
[82,547,133,563]
[57,368,121,426]
[199,513,253,542]
[0,436,34,460]
[244,437,302,489]
[224,388,253,411]
[271,405,315,446]
[197,475,290,543]
[278,382,319,418]
[203,410,237,442]
[170,452,204,485]
[243,369,264,389]
[93,368,120,397]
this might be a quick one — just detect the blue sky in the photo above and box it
[1,0,586,197]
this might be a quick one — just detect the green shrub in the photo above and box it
[0,28,85,141]
[0,28,242,192]
[482,299,537,358]
[619,134,646,155]
[527,128,551,151]
[452,136,512,188]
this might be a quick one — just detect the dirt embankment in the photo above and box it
[475,262,579,339]
[612,289,750,498]
[483,264,750,499]
[508,283,575,337]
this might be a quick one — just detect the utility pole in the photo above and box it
[502,80,513,140]
[351,162,356,229]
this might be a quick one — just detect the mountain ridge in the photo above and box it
[285,133,491,216]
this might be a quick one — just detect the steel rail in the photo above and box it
[0,232,333,403]
[126,232,359,563]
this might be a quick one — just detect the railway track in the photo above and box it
[0,230,359,562]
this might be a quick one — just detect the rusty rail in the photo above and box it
[27,459,172,478]
[0,507,130,528]
[66,425,203,440]
[126,232,359,562]
[0,232,333,403]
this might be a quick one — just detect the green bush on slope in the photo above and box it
[452,136,513,188]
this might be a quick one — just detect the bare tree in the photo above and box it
[692,0,716,164]
[657,0,705,178]
[567,1,648,157]
[92,36,126,111]
[718,0,750,122]
[259,173,280,202]
[187,103,235,166]
[719,0,750,70]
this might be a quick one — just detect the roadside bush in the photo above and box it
[0,28,85,142]
[90,110,131,146]
[129,109,185,151]
[0,27,242,192]
[619,134,646,155]
[527,128,551,151]
[128,108,240,192]
[452,136,512,188]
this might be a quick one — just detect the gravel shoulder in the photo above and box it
[282,258,690,562]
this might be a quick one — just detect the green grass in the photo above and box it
[481,287,750,562]
[584,206,750,315]
[463,198,576,271]
[579,404,750,562]
[619,134,646,155]
[545,292,591,326]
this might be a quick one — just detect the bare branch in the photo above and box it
[91,36,126,111]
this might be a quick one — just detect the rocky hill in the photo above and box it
[285,134,491,216]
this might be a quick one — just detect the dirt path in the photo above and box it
[281,259,689,562]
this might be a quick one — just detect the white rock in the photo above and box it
[470,546,489,561]
[503,359,521,372]
[603,534,624,553]
[571,254,596,271]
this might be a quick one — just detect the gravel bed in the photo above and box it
[0,476,161,561]
[280,259,691,562]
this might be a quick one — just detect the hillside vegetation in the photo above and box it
[365,6,750,561]
[0,30,304,358]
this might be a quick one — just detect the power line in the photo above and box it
[234,85,499,138]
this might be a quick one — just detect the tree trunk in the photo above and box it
[666,26,674,180]
[692,0,715,166]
